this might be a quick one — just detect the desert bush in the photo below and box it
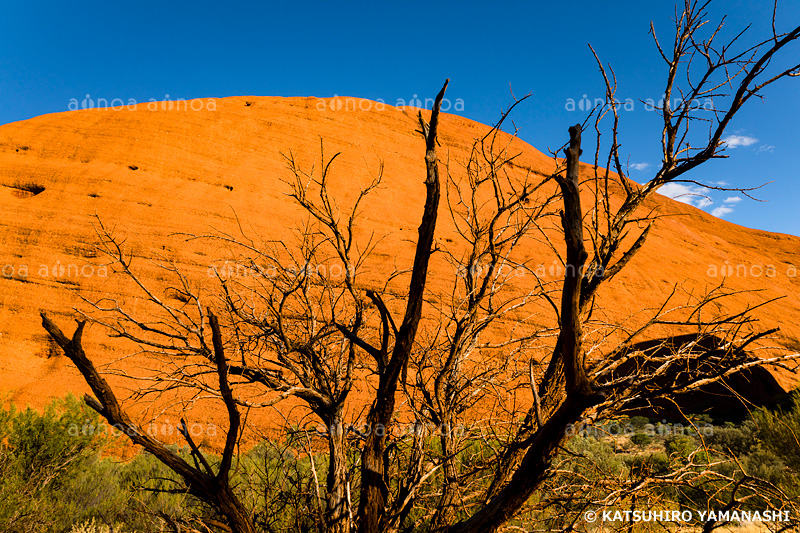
[0,394,108,532]
[664,435,697,461]
[753,392,800,472]
[69,519,123,533]
[630,433,652,448]
[0,395,197,533]
[706,420,758,456]
[565,435,626,477]
[746,391,800,499]
[624,452,670,478]
[236,440,321,532]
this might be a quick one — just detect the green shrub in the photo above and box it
[0,395,193,533]
[564,435,626,477]
[664,435,697,460]
[705,420,757,456]
[625,452,670,477]
[630,433,652,448]
[749,391,800,496]
[7,394,105,480]
[0,394,111,532]
[753,392,800,472]
[69,518,123,533]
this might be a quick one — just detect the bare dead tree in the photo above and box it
[78,144,380,532]
[341,79,450,533]
[210,143,382,533]
[40,311,255,533]
[383,95,562,532]
[38,2,800,533]
[449,2,800,529]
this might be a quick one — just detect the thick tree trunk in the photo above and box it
[446,394,594,533]
[357,397,394,533]
[215,486,257,533]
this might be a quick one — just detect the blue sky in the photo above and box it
[1,1,798,235]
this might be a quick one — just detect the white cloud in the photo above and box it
[659,184,743,219]
[696,197,713,208]
[658,182,712,208]
[757,144,775,154]
[711,206,735,218]
[629,162,651,171]
[709,196,741,218]
[723,135,758,149]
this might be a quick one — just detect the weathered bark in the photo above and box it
[357,79,449,533]
[447,125,602,533]
[326,418,351,533]
[41,312,256,533]
[555,124,594,398]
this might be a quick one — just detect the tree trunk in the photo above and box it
[357,79,449,533]
[445,125,601,533]
[357,389,396,533]
[431,419,458,529]
[215,485,257,533]
[326,419,351,533]
[446,394,593,533]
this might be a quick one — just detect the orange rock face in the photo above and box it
[1,96,798,443]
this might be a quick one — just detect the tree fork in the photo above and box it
[446,124,602,533]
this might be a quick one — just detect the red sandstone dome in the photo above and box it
[1,96,798,439]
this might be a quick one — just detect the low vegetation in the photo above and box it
[1,393,798,532]
[28,3,800,531]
